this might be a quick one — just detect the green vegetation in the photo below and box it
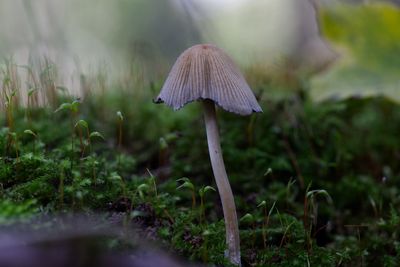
[313,3,400,101]
[0,58,399,266]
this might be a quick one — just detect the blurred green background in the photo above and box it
[0,0,398,101]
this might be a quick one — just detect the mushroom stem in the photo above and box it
[203,99,241,266]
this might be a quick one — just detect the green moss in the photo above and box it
[0,91,399,266]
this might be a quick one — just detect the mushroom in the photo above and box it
[155,44,262,266]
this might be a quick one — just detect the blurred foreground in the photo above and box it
[0,216,194,267]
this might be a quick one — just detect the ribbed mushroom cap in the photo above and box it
[155,44,262,116]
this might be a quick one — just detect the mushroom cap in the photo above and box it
[155,44,262,116]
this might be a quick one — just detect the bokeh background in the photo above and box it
[1,0,398,101]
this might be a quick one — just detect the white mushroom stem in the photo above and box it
[203,99,241,266]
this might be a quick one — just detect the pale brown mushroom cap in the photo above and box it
[155,44,262,116]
